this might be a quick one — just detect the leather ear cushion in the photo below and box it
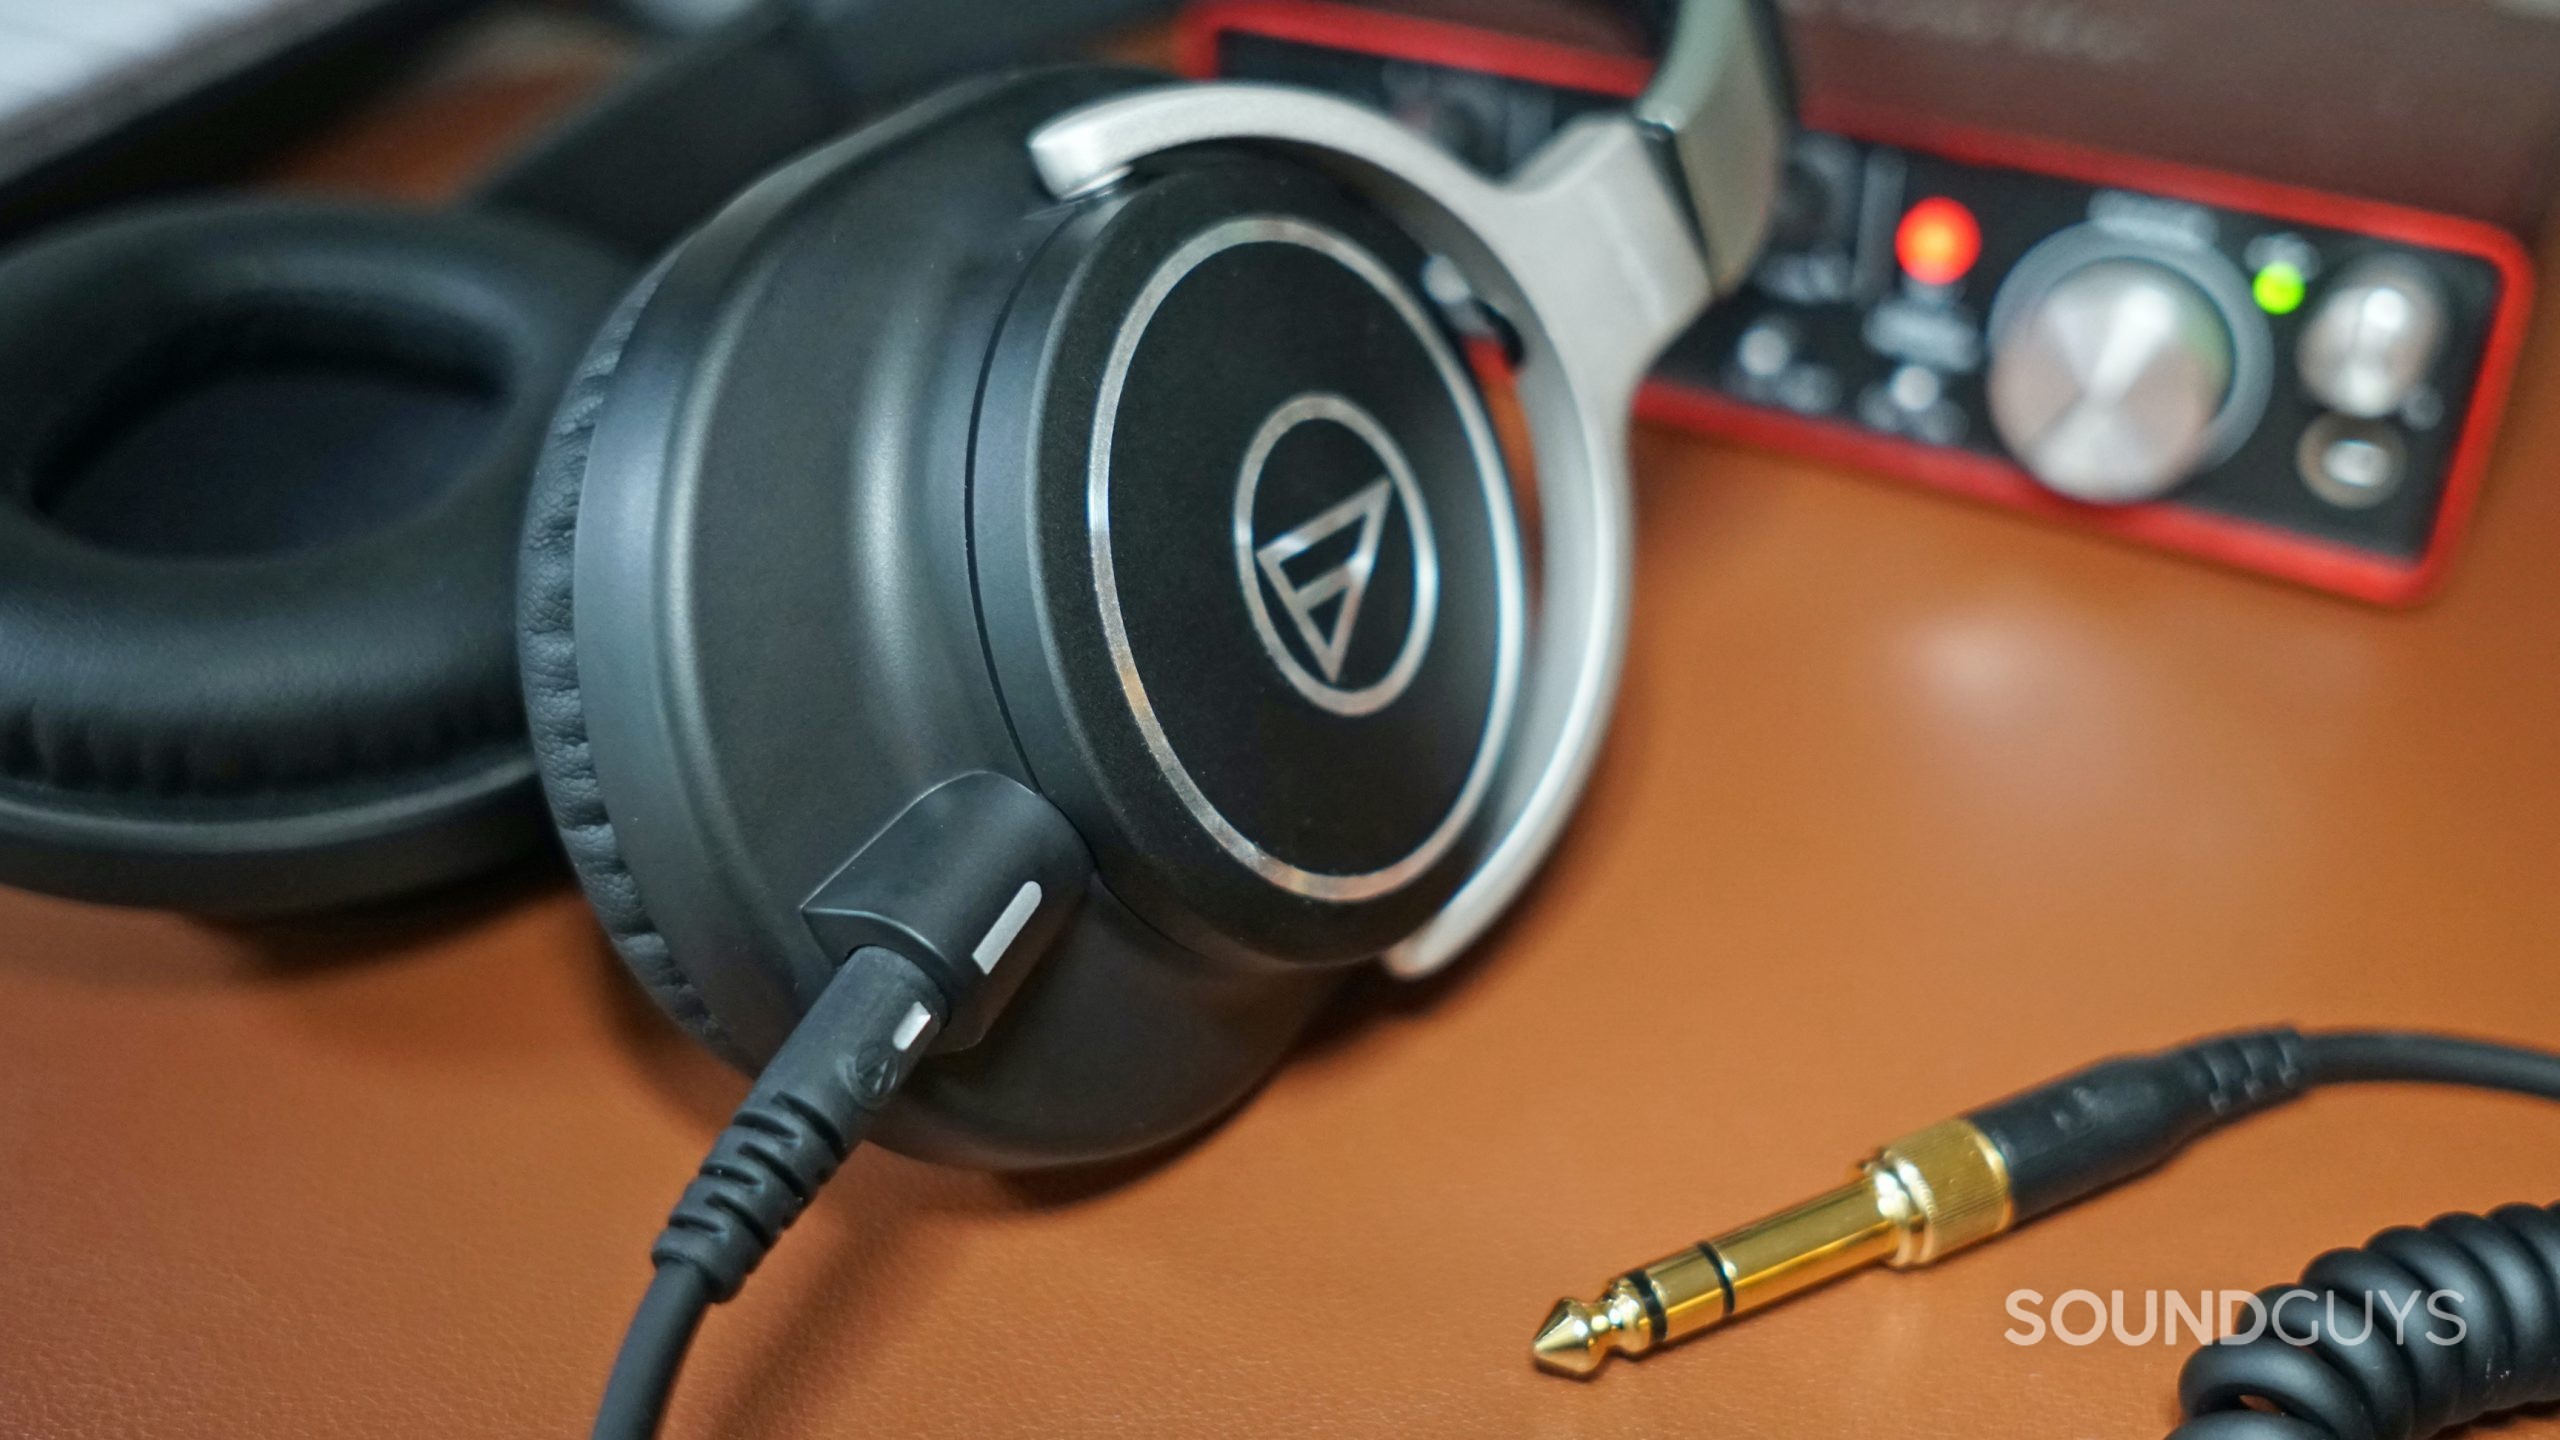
[0,199,627,910]
[517,263,744,1059]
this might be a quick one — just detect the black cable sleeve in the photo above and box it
[595,1264,712,1440]
[2303,1031,2560,1101]
[2162,1032,2560,1439]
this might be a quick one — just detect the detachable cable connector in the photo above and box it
[594,945,946,1440]
[649,946,947,1302]
[592,772,1093,1440]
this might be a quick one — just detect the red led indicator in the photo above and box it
[1896,197,1983,287]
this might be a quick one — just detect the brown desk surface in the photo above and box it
[4,20,2558,1440]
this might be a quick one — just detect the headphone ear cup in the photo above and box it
[510,71,1129,1076]
[510,72,1114,1073]
[0,198,627,912]
[517,65,1373,1168]
[516,262,748,1061]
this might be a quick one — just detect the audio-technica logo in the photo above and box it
[1233,392,1440,717]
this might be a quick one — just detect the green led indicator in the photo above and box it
[2254,261,2308,316]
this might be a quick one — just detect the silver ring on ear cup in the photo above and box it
[1029,83,1735,977]
[1024,3,1789,975]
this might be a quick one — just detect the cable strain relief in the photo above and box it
[2176,1027,2312,1121]
[1968,1026,2317,1225]
[649,1095,857,1300]
[646,946,946,1303]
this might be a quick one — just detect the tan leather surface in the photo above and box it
[5,20,2560,1440]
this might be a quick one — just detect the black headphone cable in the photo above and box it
[592,945,948,1440]
[600,976,2560,1439]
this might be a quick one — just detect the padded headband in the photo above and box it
[477,0,1186,259]
[1632,0,1793,294]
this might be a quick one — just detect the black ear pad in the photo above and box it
[0,199,627,912]
[516,262,738,1058]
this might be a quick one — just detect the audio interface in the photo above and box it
[1184,1,2540,603]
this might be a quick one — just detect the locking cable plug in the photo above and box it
[592,772,1093,1440]
[593,946,946,1439]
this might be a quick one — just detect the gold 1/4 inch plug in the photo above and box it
[1532,1030,2321,1377]
[1532,1119,2013,1376]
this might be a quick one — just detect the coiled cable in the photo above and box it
[2167,1033,2560,1439]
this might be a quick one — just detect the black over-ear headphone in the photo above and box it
[521,3,1788,1176]
[544,10,1788,1429]
[0,4,1790,1430]
[0,0,1175,914]
[0,0,1790,1149]
[0,0,1787,1163]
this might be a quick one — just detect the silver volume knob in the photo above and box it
[2297,256,2447,420]
[1988,258,2237,506]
